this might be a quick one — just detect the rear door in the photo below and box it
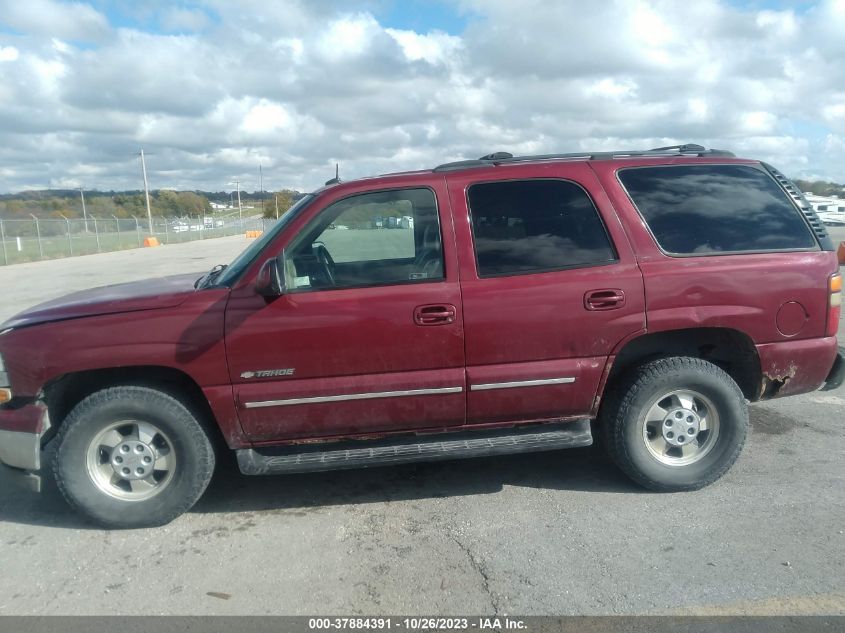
[447,163,646,424]
[225,179,466,441]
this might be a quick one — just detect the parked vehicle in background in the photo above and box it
[805,193,845,226]
[0,144,842,528]
[818,210,845,227]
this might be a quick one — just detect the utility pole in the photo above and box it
[140,149,154,234]
[275,194,279,219]
[229,180,243,228]
[259,164,264,218]
[79,187,89,233]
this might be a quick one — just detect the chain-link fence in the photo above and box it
[0,216,269,266]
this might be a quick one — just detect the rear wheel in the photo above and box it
[53,386,215,528]
[599,357,747,491]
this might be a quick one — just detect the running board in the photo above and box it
[236,419,593,475]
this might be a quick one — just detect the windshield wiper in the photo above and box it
[195,264,228,289]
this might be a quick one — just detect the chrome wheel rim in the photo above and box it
[86,420,176,501]
[640,389,721,466]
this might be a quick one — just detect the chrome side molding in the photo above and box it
[470,377,576,391]
[243,376,576,409]
[243,386,463,409]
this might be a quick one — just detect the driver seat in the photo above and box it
[412,224,443,279]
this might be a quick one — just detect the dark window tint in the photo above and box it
[467,180,616,277]
[619,165,817,254]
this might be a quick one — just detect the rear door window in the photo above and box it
[466,179,616,277]
[618,164,817,254]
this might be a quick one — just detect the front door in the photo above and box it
[447,164,646,425]
[225,181,466,442]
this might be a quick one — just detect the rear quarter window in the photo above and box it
[618,164,817,255]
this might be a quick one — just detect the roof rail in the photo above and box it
[433,144,735,172]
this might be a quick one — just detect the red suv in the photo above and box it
[1,144,842,528]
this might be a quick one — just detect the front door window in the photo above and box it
[285,187,444,291]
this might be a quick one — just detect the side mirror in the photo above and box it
[255,255,285,298]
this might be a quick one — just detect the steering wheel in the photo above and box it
[312,243,336,287]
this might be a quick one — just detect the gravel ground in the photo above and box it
[0,232,843,616]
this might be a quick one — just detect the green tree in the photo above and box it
[794,179,845,197]
[264,190,297,219]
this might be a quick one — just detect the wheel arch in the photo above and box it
[42,365,227,452]
[601,327,762,408]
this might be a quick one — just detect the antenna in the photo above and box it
[325,163,341,186]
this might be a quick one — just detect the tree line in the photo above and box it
[794,179,844,198]
[0,188,303,221]
[0,190,212,221]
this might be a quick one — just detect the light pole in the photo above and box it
[259,164,264,218]
[79,187,89,233]
[140,149,154,234]
[228,180,243,230]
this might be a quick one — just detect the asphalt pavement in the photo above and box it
[0,233,843,615]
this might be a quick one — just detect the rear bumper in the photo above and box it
[756,337,840,399]
[0,402,49,471]
[821,347,845,392]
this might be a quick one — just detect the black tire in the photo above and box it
[53,386,216,528]
[599,357,747,491]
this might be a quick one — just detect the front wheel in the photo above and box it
[599,357,748,491]
[53,386,216,528]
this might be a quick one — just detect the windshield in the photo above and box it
[211,194,316,287]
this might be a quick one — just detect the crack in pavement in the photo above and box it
[447,528,500,616]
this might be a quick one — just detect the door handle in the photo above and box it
[584,289,626,311]
[414,304,457,325]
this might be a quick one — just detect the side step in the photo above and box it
[236,419,593,475]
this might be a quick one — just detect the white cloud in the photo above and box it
[740,111,778,135]
[756,9,799,37]
[51,38,70,54]
[822,102,845,131]
[0,0,108,41]
[241,101,291,134]
[585,78,638,100]
[0,0,844,192]
[0,46,18,62]
[386,29,461,65]
[160,7,211,32]
[317,14,379,60]
[686,98,710,124]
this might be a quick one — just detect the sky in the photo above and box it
[0,0,843,194]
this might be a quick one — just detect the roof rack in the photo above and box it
[433,144,735,172]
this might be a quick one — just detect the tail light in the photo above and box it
[828,273,842,337]
[0,352,9,404]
